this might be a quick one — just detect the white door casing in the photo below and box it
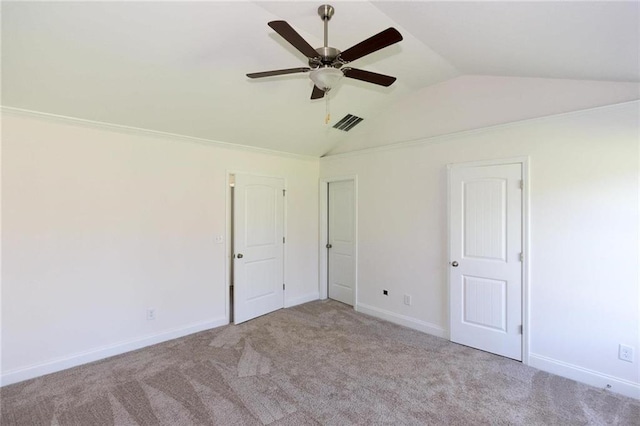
[328,180,355,306]
[234,174,284,324]
[449,163,523,360]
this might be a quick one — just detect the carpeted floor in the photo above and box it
[1,300,638,425]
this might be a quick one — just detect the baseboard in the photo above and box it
[529,353,640,399]
[0,317,228,387]
[355,303,446,338]
[285,292,320,308]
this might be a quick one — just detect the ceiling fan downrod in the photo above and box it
[313,4,340,67]
[318,4,334,48]
[318,5,336,125]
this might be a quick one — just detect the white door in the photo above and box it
[328,180,355,306]
[234,174,284,324]
[449,163,523,360]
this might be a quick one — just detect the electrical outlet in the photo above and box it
[619,344,634,362]
[147,308,156,321]
[383,290,388,296]
[404,294,412,306]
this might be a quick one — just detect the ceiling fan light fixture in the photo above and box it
[309,67,343,91]
[246,5,403,101]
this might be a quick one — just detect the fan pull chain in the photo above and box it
[325,90,331,125]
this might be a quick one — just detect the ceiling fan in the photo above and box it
[247,4,403,100]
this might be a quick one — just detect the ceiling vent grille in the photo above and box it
[333,114,363,132]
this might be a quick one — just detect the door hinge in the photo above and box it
[519,252,524,262]
[283,283,285,290]
[519,180,524,190]
[283,236,285,244]
[517,325,523,335]
[283,189,286,196]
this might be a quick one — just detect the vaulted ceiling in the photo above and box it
[2,1,639,157]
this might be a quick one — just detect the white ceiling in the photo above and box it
[2,1,639,157]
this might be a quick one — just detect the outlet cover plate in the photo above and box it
[619,344,634,362]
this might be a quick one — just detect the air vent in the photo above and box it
[333,114,363,132]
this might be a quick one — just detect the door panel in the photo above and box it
[450,163,522,360]
[234,174,284,324]
[463,179,507,261]
[328,180,355,306]
[246,185,276,247]
[463,276,507,331]
[246,259,278,301]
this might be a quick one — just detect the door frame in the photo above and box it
[447,157,530,365]
[319,175,358,303]
[226,170,288,324]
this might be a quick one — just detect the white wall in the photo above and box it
[320,101,639,398]
[2,100,638,398]
[1,111,319,384]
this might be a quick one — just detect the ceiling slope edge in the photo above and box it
[320,99,640,160]
[325,75,640,155]
[0,106,319,162]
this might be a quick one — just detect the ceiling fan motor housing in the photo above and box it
[310,47,342,68]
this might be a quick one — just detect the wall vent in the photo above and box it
[333,114,363,132]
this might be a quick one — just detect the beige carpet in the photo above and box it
[1,300,638,425]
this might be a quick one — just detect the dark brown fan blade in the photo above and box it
[339,28,403,63]
[311,85,325,99]
[247,67,310,78]
[343,68,397,87]
[268,21,320,59]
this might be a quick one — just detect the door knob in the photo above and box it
[237,253,244,259]
[326,243,332,249]
[451,261,459,267]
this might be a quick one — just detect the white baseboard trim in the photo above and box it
[0,317,228,387]
[355,303,446,338]
[529,353,640,399]
[285,292,320,308]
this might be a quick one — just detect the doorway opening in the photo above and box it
[319,177,357,306]
[229,174,235,324]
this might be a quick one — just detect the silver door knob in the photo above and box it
[326,243,332,249]
[237,253,244,259]
[451,261,459,267]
